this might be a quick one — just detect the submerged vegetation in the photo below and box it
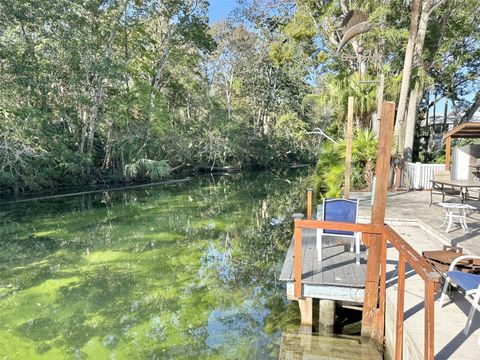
[0,171,309,358]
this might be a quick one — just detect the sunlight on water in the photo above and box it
[0,171,308,359]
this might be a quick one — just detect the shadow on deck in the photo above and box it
[279,228,366,303]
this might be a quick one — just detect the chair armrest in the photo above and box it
[448,255,480,272]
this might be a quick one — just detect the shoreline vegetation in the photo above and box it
[0,166,313,204]
[2,1,478,199]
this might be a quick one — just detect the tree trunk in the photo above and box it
[460,91,480,123]
[403,83,420,161]
[394,0,421,155]
[82,10,121,158]
[402,0,443,161]
[86,82,104,155]
[79,109,88,153]
[442,97,449,132]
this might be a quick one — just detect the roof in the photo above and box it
[443,123,480,140]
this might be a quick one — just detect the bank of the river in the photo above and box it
[0,171,311,358]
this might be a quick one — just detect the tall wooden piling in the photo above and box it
[344,97,354,199]
[361,101,395,343]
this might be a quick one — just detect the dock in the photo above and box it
[279,229,366,303]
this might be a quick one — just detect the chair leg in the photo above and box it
[355,233,360,265]
[439,279,450,308]
[464,290,480,335]
[316,229,322,262]
[430,189,433,207]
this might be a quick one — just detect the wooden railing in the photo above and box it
[292,218,441,360]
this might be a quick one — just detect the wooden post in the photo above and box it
[361,101,395,343]
[424,281,435,360]
[445,136,451,170]
[306,188,313,220]
[319,299,335,336]
[395,253,406,360]
[298,298,313,326]
[374,233,388,338]
[294,220,302,298]
[374,73,385,138]
[344,96,354,199]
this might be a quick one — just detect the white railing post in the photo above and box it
[414,162,422,189]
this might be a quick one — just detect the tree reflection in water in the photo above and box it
[0,171,309,358]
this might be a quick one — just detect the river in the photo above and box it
[0,171,310,359]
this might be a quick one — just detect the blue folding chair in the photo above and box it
[439,255,480,345]
[316,198,361,265]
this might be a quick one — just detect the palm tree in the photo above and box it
[309,73,377,129]
[312,142,344,199]
[352,129,378,190]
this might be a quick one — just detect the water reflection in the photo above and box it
[0,171,308,358]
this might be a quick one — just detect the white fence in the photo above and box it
[401,162,444,190]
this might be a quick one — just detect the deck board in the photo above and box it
[279,237,295,280]
[279,230,366,289]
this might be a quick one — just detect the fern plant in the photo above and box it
[124,159,170,181]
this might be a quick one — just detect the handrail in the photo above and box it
[384,225,441,283]
[292,214,441,360]
[295,219,384,234]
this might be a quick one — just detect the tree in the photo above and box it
[401,0,447,161]
[394,0,421,156]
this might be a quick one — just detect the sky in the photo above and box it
[205,1,474,117]
[208,0,237,23]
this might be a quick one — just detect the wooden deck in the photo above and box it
[279,228,367,303]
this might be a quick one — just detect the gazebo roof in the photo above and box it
[443,122,480,140]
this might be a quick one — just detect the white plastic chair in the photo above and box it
[439,255,480,345]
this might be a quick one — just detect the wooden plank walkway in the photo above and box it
[279,228,367,303]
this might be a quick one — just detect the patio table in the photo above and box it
[438,202,476,233]
[430,179,480,203]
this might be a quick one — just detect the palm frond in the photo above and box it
[124,159,170,181]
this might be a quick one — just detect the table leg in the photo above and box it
[446,210,454,233]
[440,210,448,228]
[461,209,469,232]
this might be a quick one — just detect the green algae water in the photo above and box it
[0,171,308,359]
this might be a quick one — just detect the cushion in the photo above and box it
[446,271,480,292]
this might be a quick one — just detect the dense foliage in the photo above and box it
[312,129,378,198]
[1,0,479,195]
[0,0,317,194]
